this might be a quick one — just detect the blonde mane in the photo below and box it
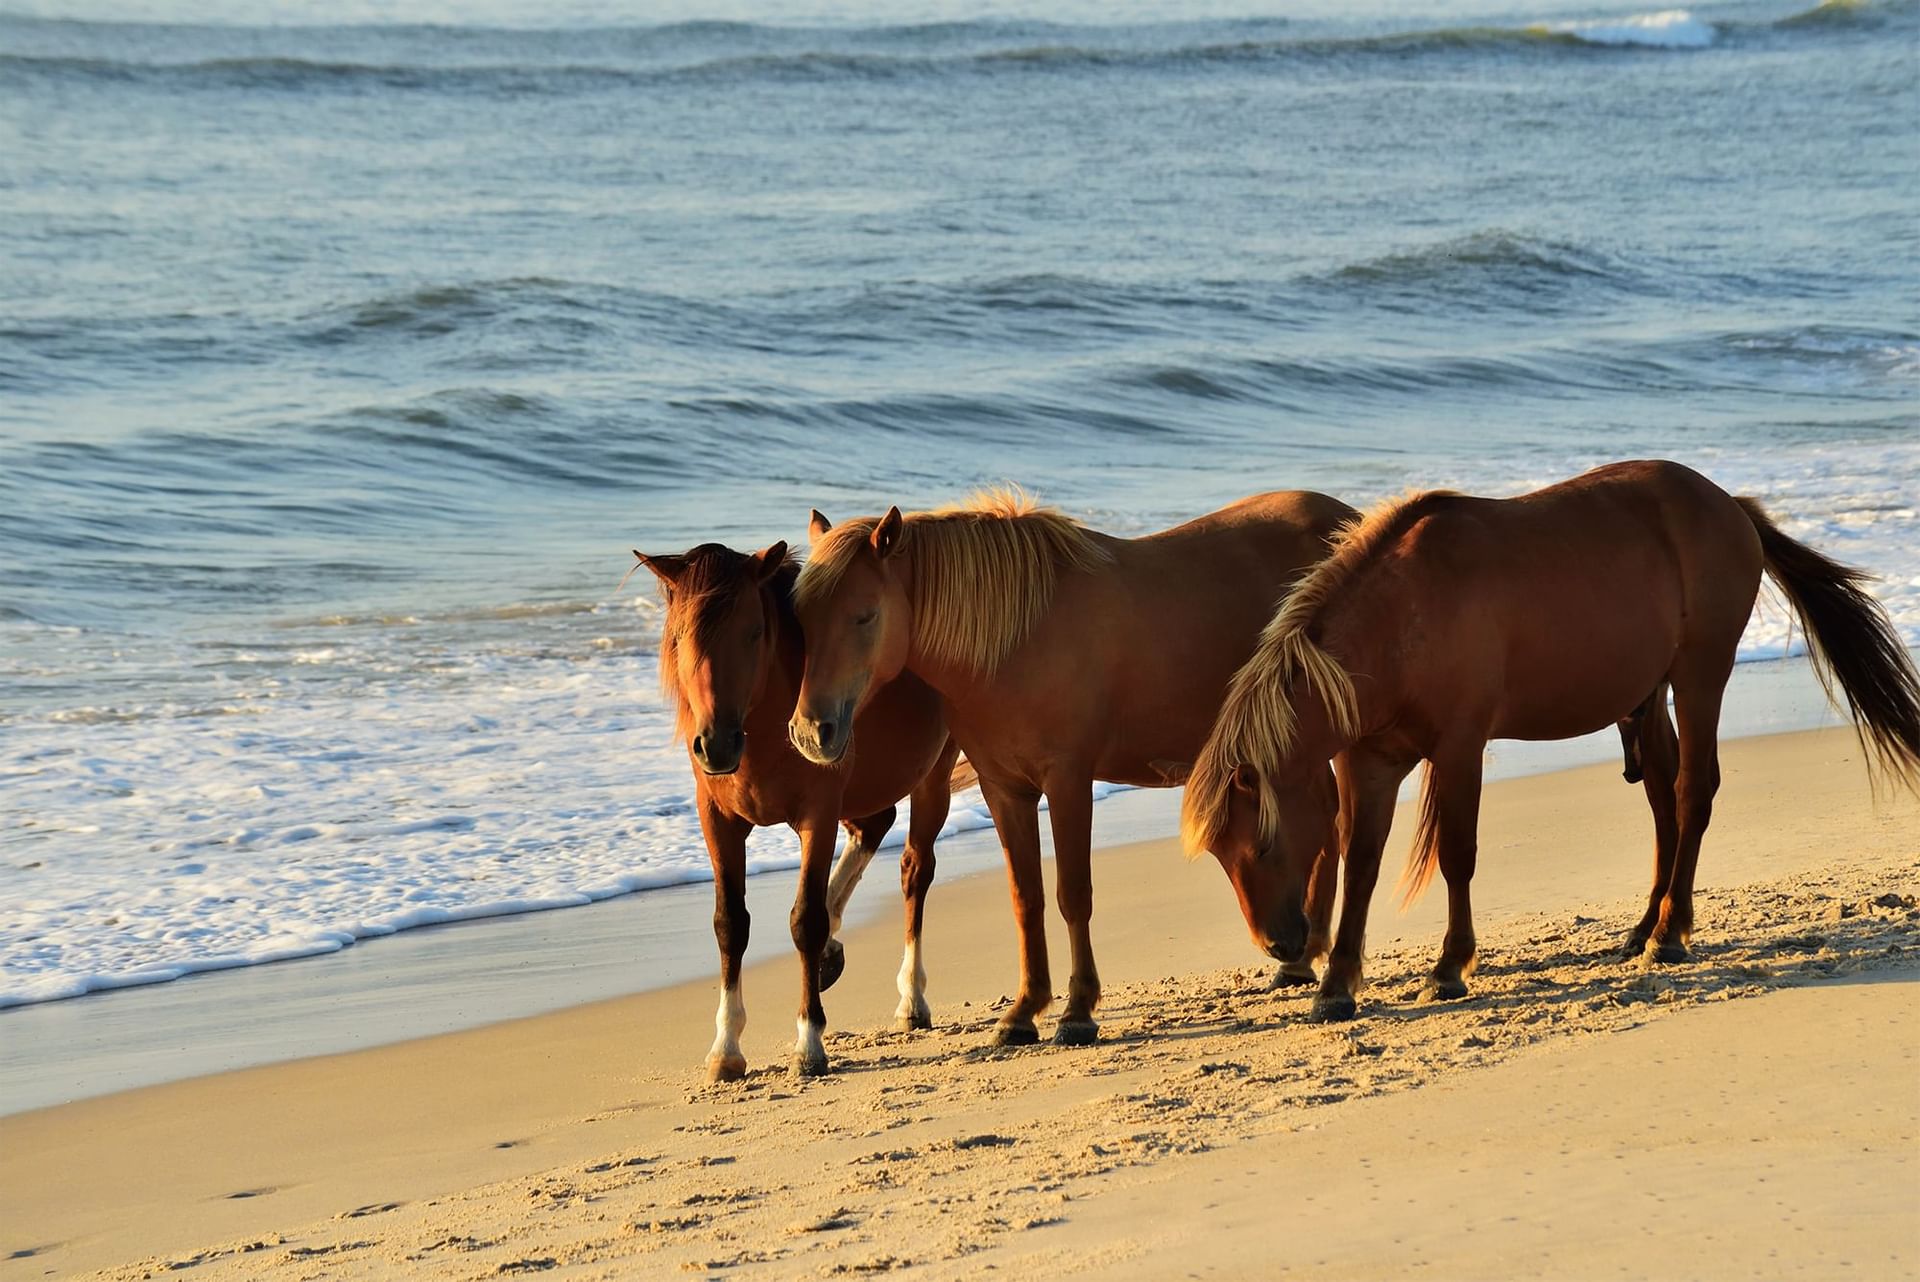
[795,486,1112,676]
[1180,489,1462,860]
[657,545,796,742]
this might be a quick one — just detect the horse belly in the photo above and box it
[1491,625,1676,741]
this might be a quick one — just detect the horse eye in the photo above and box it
[854,609,877,627]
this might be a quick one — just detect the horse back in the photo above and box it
[1341,462,1762,742]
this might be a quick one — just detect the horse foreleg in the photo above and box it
[822,807,896,992]
[1045,774,1100,1046]
[895,741,958,1031]
[789,818,839,1076]
[1626,687,1678,956]
[1274,759,1343,989]
[1420,745,1485,1003]
[700,802,753,1082]
[1315,749,1411,1022]
[981,778,1049,1046]
[1650,659,1732,962]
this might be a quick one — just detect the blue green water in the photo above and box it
[1,0,1915,1005]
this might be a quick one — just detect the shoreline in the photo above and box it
[2,724,1914,1278]
[0,652,1855,1115]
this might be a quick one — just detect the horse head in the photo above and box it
[637,540,789,776]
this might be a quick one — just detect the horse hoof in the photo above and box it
[791,1049,830,1078]
[1269,964,1319,989]
[895,1006,933,1033]
[1652,940,1690,964]
[1310,993,1357,1023]
[706,1053,747,1083]
[1421,977,1470,1003]
[1052,1018,1099,1047]
[991,1021,1039,1048]
[819,938,846,992]
[1621,933,1650,959]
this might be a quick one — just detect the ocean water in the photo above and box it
[1,0,1915,1009]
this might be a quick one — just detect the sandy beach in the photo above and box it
[5,726,1917,1280]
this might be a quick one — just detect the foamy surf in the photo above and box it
[1540,9,1718,47]
[3,443,1916,1011]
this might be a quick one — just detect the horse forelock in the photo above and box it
[1180,492,1456,858]
[657,544,795,742]
[795,488,1111,675]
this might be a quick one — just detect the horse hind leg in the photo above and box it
[1419,746,1484,1003]
[1649,656,1733,963]
[821,807,896,992]
[1624,685,1678,957]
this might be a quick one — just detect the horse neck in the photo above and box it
[1311,599,1400,748]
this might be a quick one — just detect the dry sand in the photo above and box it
[4,728,1917,1280]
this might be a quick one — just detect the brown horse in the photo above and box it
[786,489,1355,1046]
[637,541,960,1078]
[1182,459,1920,1021]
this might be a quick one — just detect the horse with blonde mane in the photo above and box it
[1182,459,1920,1021]
[635,541,962,1078]
[787,488,1355,1046]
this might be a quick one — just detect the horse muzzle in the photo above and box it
[691,722,746,776]
[1262,907,1311,965]
[787,701,853,766]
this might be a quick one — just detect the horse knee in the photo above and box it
[714,901,748,955]
[789,898,828,955]
[901,843,935,898]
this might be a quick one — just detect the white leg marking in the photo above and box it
[706,983,746,1077]
[894,935,930,1028]
[825,838,876,936]
[794,1016,827,1075]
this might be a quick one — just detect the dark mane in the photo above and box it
[658,544,799,740]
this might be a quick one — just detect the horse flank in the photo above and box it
[795,487,1112,676]
[657,545,798,743]
[1180,490,1460,860]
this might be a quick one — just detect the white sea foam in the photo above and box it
[2,442,1915,1010]
[1543,9,1718,48]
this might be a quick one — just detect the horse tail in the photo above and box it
[1397,761,1443,908]
[949,755,980,794]
[1737,497,1920,792]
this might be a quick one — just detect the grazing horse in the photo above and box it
[1182,459,1920,1021]
[786,489,1355,1046]
[636,541,961,1078]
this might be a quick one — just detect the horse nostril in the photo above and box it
[692,734,706,760]
[817,720,836,747]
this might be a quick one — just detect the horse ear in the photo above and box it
[753,541,788,584]
[1149,759,1192,786]
[808,509,832,545]
[1230,764,1258,795]
[634,550,687,588]
[870,506,905,558]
